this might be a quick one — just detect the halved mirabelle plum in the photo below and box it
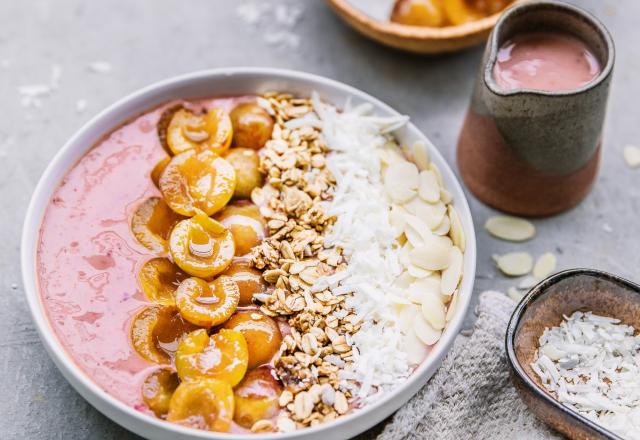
[157,104,184,155]
[222,310,282,369]
[138,258,187,305]
[131,197,183,253]
[224,148,263,199]
[169,211,235,278]
[166,108,232,156]
[391,0,446,27]
[159,149,236,217]
[142,367,180,417]
[215,202,266,256]
[443,0,483,25]
[130,305,199,364]
[230,103,274,150]
[167,378,234,432]
[175,277,240,327]
[221,258,266,306]
[233,366,283,428]
[151,156,171,188]
[175,329,249,386]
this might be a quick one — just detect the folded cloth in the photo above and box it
[361,291,562,440]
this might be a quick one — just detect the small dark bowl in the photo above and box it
[505,268,640,440]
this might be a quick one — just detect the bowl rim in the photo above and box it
[21,67,477,439]
[326,0,524,41]
[505,268,635,440]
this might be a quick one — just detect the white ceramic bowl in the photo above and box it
[21,68,476,440]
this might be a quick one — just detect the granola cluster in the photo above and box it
[250,93,359,431]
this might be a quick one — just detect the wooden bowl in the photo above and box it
[326,0,527,54]
[505,269,640,440]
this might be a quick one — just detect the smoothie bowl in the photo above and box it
[21,68,476,439]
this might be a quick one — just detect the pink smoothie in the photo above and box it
[36,96,246,413]
[493,31,601,91]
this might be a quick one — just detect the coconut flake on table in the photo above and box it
[532,311,640,439]
[236,1,304,49]
[311,92,412,401]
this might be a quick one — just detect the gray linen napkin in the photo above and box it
[361,291,562,440]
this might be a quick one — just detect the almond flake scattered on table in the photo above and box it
[485,216,536,242]
[493,252,533,277]
[533,252,557,280]
[623,145,640,168]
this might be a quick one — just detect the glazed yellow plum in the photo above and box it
[223,148,263,199]
[157,104,184,155]
[138,258,188,306]
[391,0,446,27]
[166,108,232,156]
[131,197,183,253]
[142,367,180,417]
[223,310,282,369]
[167,378,234,432]
[215,202,266,257]
[175,277,240,327]
[221,258,267,306]
[233,366,283,429]
[169,211,235,279]
[130,305,199,364]
[159,149,236,217]
[150,156,170,188]
[230,102,274,150]
[175,329,249,386]
[443,0,484,25]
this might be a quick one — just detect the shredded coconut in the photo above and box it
[19,64,62,109]
[533,311,640,439]
[312,92,411,401]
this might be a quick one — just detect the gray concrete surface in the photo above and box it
[1,0,638,439]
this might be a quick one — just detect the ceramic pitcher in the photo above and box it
[457,1,614,217]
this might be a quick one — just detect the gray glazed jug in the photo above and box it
[457,1,614,217]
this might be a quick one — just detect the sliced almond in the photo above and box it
[397,303,420,333]
[412,141,430,171]
[404,213,434,246]
[440,188,453,204]
[623,145,640,168]
[507,287,525,302]
[413,313,442,345]
[445,291,458,322]
[448,206,465,252]
[399,242,414,267]
[428,162,444,187]
[494,252,533,277]
[418,170,440,203]
[389,204,408,236]
[432,214,450,236]
[404,198,446,229]
[441,246,463,295]
[421,291,446,330]
[410,236,452,271]
[403,321,430,364]
[407,264,432,279]
[518,275,539,290]
[485,216,535,242]
[384,161,419,203]
[533,252,557,279]
[408,275,441,304]
[393,271,416,290]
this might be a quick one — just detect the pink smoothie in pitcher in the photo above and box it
[493,31,601,91]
